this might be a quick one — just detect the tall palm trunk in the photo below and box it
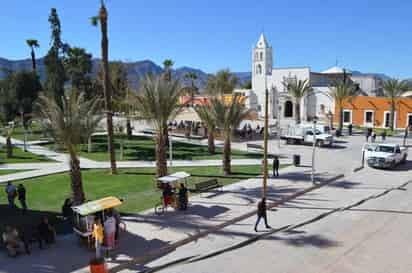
[156,131,168,177]
[207,130,215,154]
[338,102,344,131]
[100,4,117,174]
[6,136,13,158]
[223,132,231,175]
[68,147,85,205]
[31,49,36,72]
[390,99,396,131]
[295,102,301,124]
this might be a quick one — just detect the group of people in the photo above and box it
[239,124,264,139]
[365,128,387,143]
[91,209,121,259]
[2,217,56,257]
[5,182,27,213]
[162,183,188,211]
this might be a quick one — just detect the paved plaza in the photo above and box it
[1,133,412,273]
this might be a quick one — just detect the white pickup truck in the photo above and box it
[363,143,408,169]
[282,124,333,147]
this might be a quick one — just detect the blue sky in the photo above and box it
[1,0,411,78]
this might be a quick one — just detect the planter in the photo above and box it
[90,258,107,273]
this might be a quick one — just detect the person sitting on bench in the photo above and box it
[2,226,25,257]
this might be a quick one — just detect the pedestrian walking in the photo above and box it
[371,131,376,143]
[381,129,387,142]
[365,128,370,142]
[272,156,280,177]
[178,183,188,210]
[17,184,27,214]
[5,182,17,208]
[254,198,271,232]
[62,198,73,234]
[92,216,104,259]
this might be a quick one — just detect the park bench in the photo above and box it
[193,179,223,195]
[246,143,263,152]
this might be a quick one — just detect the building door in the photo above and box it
[384,112,391,128]
[408,114,412,127]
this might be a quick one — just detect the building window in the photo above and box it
[364,110,374,125]
[383,111,396,128]
[260,52,263,61]
[255,52,258,61]
[343,110,352,124]
[256,64,262,75]
[407,113,412,128]
[320,104,325,115]
[284,101,293,118]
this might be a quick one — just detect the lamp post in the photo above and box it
[262,88,269,199]
[311,117,318,184]
[169,127,173,172]
[19,106,27,152]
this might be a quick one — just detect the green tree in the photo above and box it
[206,69,238,95]
[382,79,409,131]
[44,8,68,104]
[0,72,17,158]
[242,80,252,89]
[37,91,102,205]
[64,47,93,95]
[26,39,39,72]
[330,81,356,132]
[283,78,312,124]
[91,1,117,174]
[183,72,199,106]
[209,94,251,175]
[133,75,184,177]
[195,104,216,154]
[162,59,174,81]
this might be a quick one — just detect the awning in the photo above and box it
[158,172,191,183]
[72,196,123,216]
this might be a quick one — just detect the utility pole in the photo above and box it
[262,88,269,199]
[311,118,317,184]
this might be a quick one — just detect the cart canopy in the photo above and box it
[158,172,191,184]
[72,196,122,216]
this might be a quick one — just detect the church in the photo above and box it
[249,33,381,126]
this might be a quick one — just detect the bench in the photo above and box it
[193,179,222,194]
[246,143,263,152]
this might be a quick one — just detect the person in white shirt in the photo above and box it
[104,212,116,250]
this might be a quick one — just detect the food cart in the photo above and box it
[72,196,123,248]
[155,172,190,215]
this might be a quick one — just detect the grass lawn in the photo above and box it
[45,135,263,161]
[0,165,285,234]
[10,121,49,142]
[0,146,54,164]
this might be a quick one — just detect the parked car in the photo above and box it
[282,124,333,147]
[363,143,408,169]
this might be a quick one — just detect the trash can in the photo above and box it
[293,154,300,166]
[335,129,341,137]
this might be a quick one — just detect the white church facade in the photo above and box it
[250,33,353,126]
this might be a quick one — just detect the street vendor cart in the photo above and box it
[155,172,190,215]
[71,196,124,248]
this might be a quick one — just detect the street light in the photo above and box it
[311,116,318,184]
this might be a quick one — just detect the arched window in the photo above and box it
[255,52,258,61]
[260,52,263,61]
[256,64,262,75]
[284,101,293,117]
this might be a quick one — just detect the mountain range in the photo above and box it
[1,57,410,90]
[0,57,251,91]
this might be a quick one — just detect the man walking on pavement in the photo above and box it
[273,156,280,177]
[17,184,27,214]
[5,182,17,208]
[254,198,271,232]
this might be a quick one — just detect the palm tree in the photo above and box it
[283,78,312,124]
[205,69,238,95]
[330,81,356,132]
[26,39,39,72]
[184,72,199,106]
[91,1,117,174]
[382,79,408,131]
[37,91,102,205]
[195,104,216,154]
[162,59,174,81]
[133,75,184,177]
[209,95,252,175]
